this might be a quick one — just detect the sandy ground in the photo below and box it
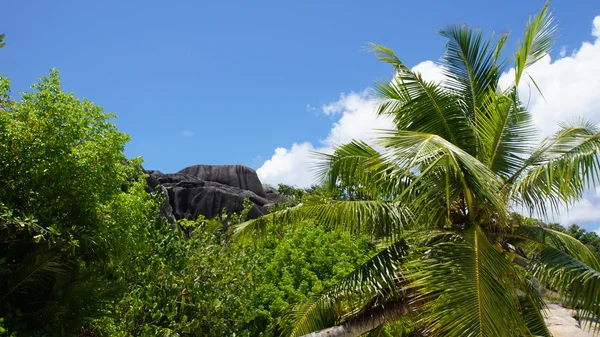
[544,304,596,337]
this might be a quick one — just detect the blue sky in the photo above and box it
[2,0,600,228]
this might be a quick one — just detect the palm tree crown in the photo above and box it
[237,3,600,336]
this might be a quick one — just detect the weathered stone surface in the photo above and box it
[144,165,283,224]
[178,165,266,197]
[544,303,595,337]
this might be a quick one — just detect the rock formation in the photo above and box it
[144,165,287,224]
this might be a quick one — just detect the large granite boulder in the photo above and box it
[144,165,283,224]
[178,165,266,197]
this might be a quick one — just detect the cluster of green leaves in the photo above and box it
[93,208,376,336]
[247,223,376,336]
[0,70,144,335]
[0,69,378,337]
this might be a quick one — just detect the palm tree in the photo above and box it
[237,3,600,336]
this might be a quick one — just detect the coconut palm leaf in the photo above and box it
[519,293,552,337]
[0,251,64,303]
[234,198,412,240]
[371,45,476,154]
[438,24,507,121]
[513,1,557,85]
[377,130,505,220]
[407,227,526,337]
[476,89,536,178]
[514,225,600,270]
[509,121,600,216]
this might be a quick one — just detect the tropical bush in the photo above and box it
[0,69,377,337]
[93,211,376,336]
[0,70,147,335]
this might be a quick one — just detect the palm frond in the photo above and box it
[285,241,408,337]
[377,130,506,222]
[513,1,557,85]
[371,44,476,154]
[511,261,552,337]
[476,89,536,178]
[509,121,600,217]
[514,224,600,271]
[519,292,552,337]
[438,24,507,120]
[234,199,413,240]
[313,140,413,200]
[0,252,64,302]
[407,227,526,337]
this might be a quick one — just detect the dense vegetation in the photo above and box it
[2,3,600,337]
[0,71,378,336]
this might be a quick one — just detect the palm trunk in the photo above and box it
[300,301,410,337]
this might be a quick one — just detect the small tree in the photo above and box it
[0,70,149,335]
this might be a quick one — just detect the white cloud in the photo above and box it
[499,16,600,138]
[551,197,600,226]
[257,91,394,187]
[321,91,394,148]
[411,60,446,84]
[593,16,600,38]
[182,130,194,137]
[257,16,600,231]
[256,62,445,187]
[256,142,323,187]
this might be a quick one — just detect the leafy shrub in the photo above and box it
[95,213,375,336]
[0,70,146,335]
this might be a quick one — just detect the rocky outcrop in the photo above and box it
[544,303,595,337]
[179,165,267,198]
[144,165,285,224]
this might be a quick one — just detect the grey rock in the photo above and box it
[544,303,595,337]
[143,165,286,226]
[178,165,266,197]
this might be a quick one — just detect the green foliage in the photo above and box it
[249,223,376,336]
[93,215,375,336]
[0,70,144,335]
[0,69,377,337]
[0,34,5,49]
[277,184,305,200]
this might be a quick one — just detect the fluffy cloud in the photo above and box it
[257,17,600,229]
[257,91,394,187]
[511,16,600,228]
[498,17,600,138]
[255,142,322,187]
[256,61,438,187]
